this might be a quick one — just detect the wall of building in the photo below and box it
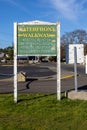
[66,44,84,64]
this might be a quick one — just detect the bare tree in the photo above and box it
[61,29,87,45]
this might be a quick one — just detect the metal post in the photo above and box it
[85,55,87,74]
[57,22,61,100]
[14,22,17,103]
[74,47,78,91]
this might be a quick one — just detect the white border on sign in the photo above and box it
[57,22,61,100]
[86,55,87,74]
[13,21,61,103]
[14,22,17,103]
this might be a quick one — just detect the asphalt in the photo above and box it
[2,63,86,101]
[0,65,75,81]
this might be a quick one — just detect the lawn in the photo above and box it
[0,93,87,130]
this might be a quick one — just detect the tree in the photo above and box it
[61,45,66,61]
[4,46,13,60]
[84,44,87,55]
[61,29,87,45]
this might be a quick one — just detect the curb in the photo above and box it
[0,73,78,82]
[61,74,74,79]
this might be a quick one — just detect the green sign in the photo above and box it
[17,24,57,56]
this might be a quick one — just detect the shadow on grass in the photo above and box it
[17,93,56,103]
[17,92,69,103]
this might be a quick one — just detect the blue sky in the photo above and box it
[0,0,87,48]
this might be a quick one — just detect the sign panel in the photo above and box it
[14,21,61,103]
[66,44,84,64]
[17,25,57,56]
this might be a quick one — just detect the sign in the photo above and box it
[85,55,87,74]
[17,25,57,56]
[14,21,61,103]
[66,44,84,64]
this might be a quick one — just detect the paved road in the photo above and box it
[0,63,87,94]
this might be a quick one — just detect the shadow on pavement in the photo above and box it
[78,85,87,91]
[26,78,38,89]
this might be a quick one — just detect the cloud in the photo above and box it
[0,0,18,6]
[50,0,87,21]
[0,0,29,14]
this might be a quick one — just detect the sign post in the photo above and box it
[14,22,17,103]
[86,55,87,74]
[13,21,61,102]
[57,23,61,100]
[74,47,78,91]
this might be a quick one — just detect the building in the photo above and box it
[66,44,84,64]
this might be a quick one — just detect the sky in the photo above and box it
[0,0,87,48]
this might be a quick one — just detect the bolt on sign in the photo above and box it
[17,24,57,56]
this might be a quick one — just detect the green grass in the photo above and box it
[0,93,87,130]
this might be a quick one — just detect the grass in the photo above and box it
[0,93,87,130]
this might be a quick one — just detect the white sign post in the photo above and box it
[86,55,87,74]
[14,22,17,103]
[13,21,61,103]
[57,23,61,100]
